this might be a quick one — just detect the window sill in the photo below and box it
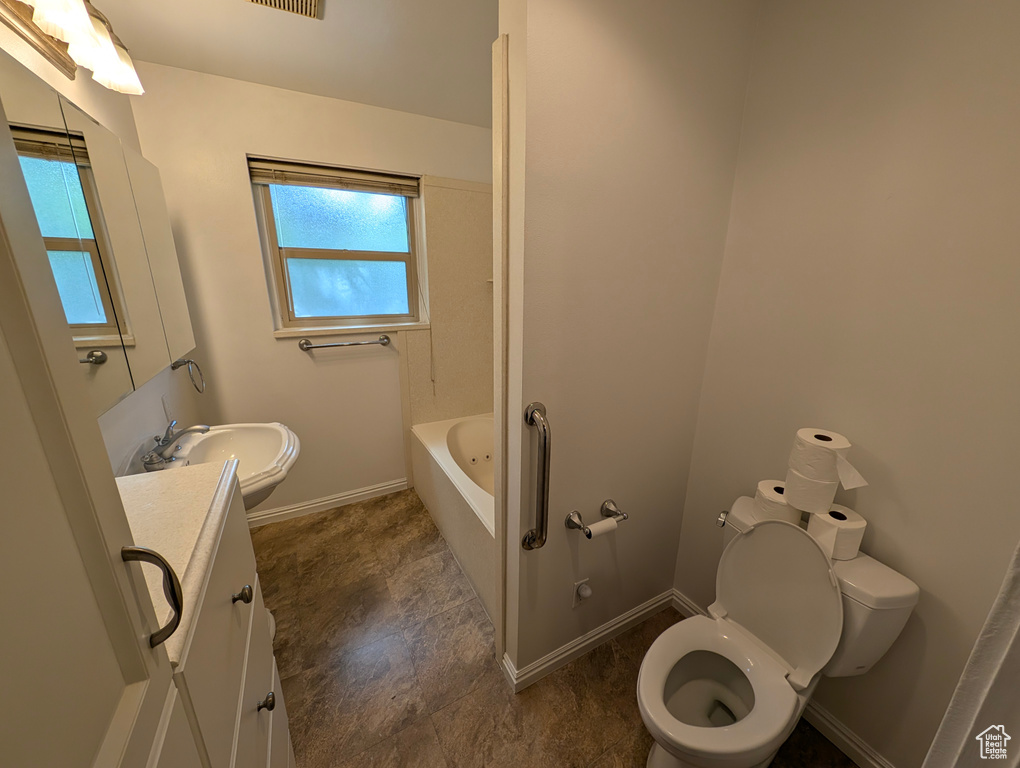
[73,333,136,348]
[273,321,430,340]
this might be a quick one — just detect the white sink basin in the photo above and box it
[169,423,300,510]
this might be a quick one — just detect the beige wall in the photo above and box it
[502,0,759,667]
[406,177,493,427]
[128,63,492,510]
[674,2,1020,766]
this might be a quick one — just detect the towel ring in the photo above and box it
[171,358,206,394]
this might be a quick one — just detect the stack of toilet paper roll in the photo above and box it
[751,479,801,525]
[807,504,867,560]
[785,428,869,559]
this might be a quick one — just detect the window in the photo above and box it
[249,157,422,329]
[13,127,124,341]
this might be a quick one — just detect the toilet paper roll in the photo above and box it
[788,428,868,490]
[807,504,867,560]
[784,467,838,513]
[586,517,618,539]
[753,480,801,524]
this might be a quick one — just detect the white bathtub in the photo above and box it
[411,414,495,620]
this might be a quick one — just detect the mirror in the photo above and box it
[0,48,133,412]
[0,47,196,415]
[59,98,170,388]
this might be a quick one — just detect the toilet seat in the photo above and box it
[636,521,845,767]
[638,615,799,763]
[711,519,843,690]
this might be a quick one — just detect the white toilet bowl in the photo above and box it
[636,520,844,768]
[638,617,804,768]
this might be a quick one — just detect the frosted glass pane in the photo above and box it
[19,156,94,239]
[270,185,409,252]
[47,251,106,325]
[287,259,409,318]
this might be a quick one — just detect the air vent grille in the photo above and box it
[246,0,318,19]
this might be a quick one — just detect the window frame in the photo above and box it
[13,127,128,345]
[250,160,424,332]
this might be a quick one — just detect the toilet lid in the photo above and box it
[711,519,843,690]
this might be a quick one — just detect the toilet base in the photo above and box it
[646,742,778,768]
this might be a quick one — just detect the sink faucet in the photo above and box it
[142,421,211,470]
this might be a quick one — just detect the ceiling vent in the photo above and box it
[246,0,319,19]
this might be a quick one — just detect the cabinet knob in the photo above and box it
[232,584,253,604]
[257,692,276,712]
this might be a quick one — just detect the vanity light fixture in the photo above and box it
[66,1,143,94]
[6,0,143,93]
[18,0,94,48]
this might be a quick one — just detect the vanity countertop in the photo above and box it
[116,459,239,664]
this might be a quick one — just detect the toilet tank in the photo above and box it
[721,496,759,545]
[722,497,919,678]
[823,553,919,677]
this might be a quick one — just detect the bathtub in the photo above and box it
[411,414,496,620]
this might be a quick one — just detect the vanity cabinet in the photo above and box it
[172,470,294,768]
[117,462,294,768]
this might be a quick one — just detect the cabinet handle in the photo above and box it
[257,692,276,712]
[232,584,253,604]
[78,349,107,365]
[121,546,183,648]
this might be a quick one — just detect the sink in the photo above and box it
[168,423,300,510]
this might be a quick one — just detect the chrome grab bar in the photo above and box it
[298,335,391,351]
[122,546,184,648]
[522,402,551,550]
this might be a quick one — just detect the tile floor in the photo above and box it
[250,489,856,768]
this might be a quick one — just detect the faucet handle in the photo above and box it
[142,451,166,471]
[156,420,178,446]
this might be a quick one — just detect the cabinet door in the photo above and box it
[268,659,293,768]
[233,580,274,768]
[122,147,195,361]
[152,687,203,768]
[0,91,171,768]
[175,489,257,768]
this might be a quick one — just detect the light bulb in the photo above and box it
[65,7,145,96]
[23,0,97,49]
[109,39,144,95]
[66,12,109,72]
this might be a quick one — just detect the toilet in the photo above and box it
[637,497,919,768]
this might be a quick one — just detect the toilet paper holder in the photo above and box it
[601,499,628,522]
[565,499,629,539]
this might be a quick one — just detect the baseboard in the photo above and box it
[671,588,707,618]
[501,590,674,692]
[246,479,408,528]
[804,701,895,768]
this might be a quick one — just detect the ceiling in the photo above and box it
[97,0,497,127]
